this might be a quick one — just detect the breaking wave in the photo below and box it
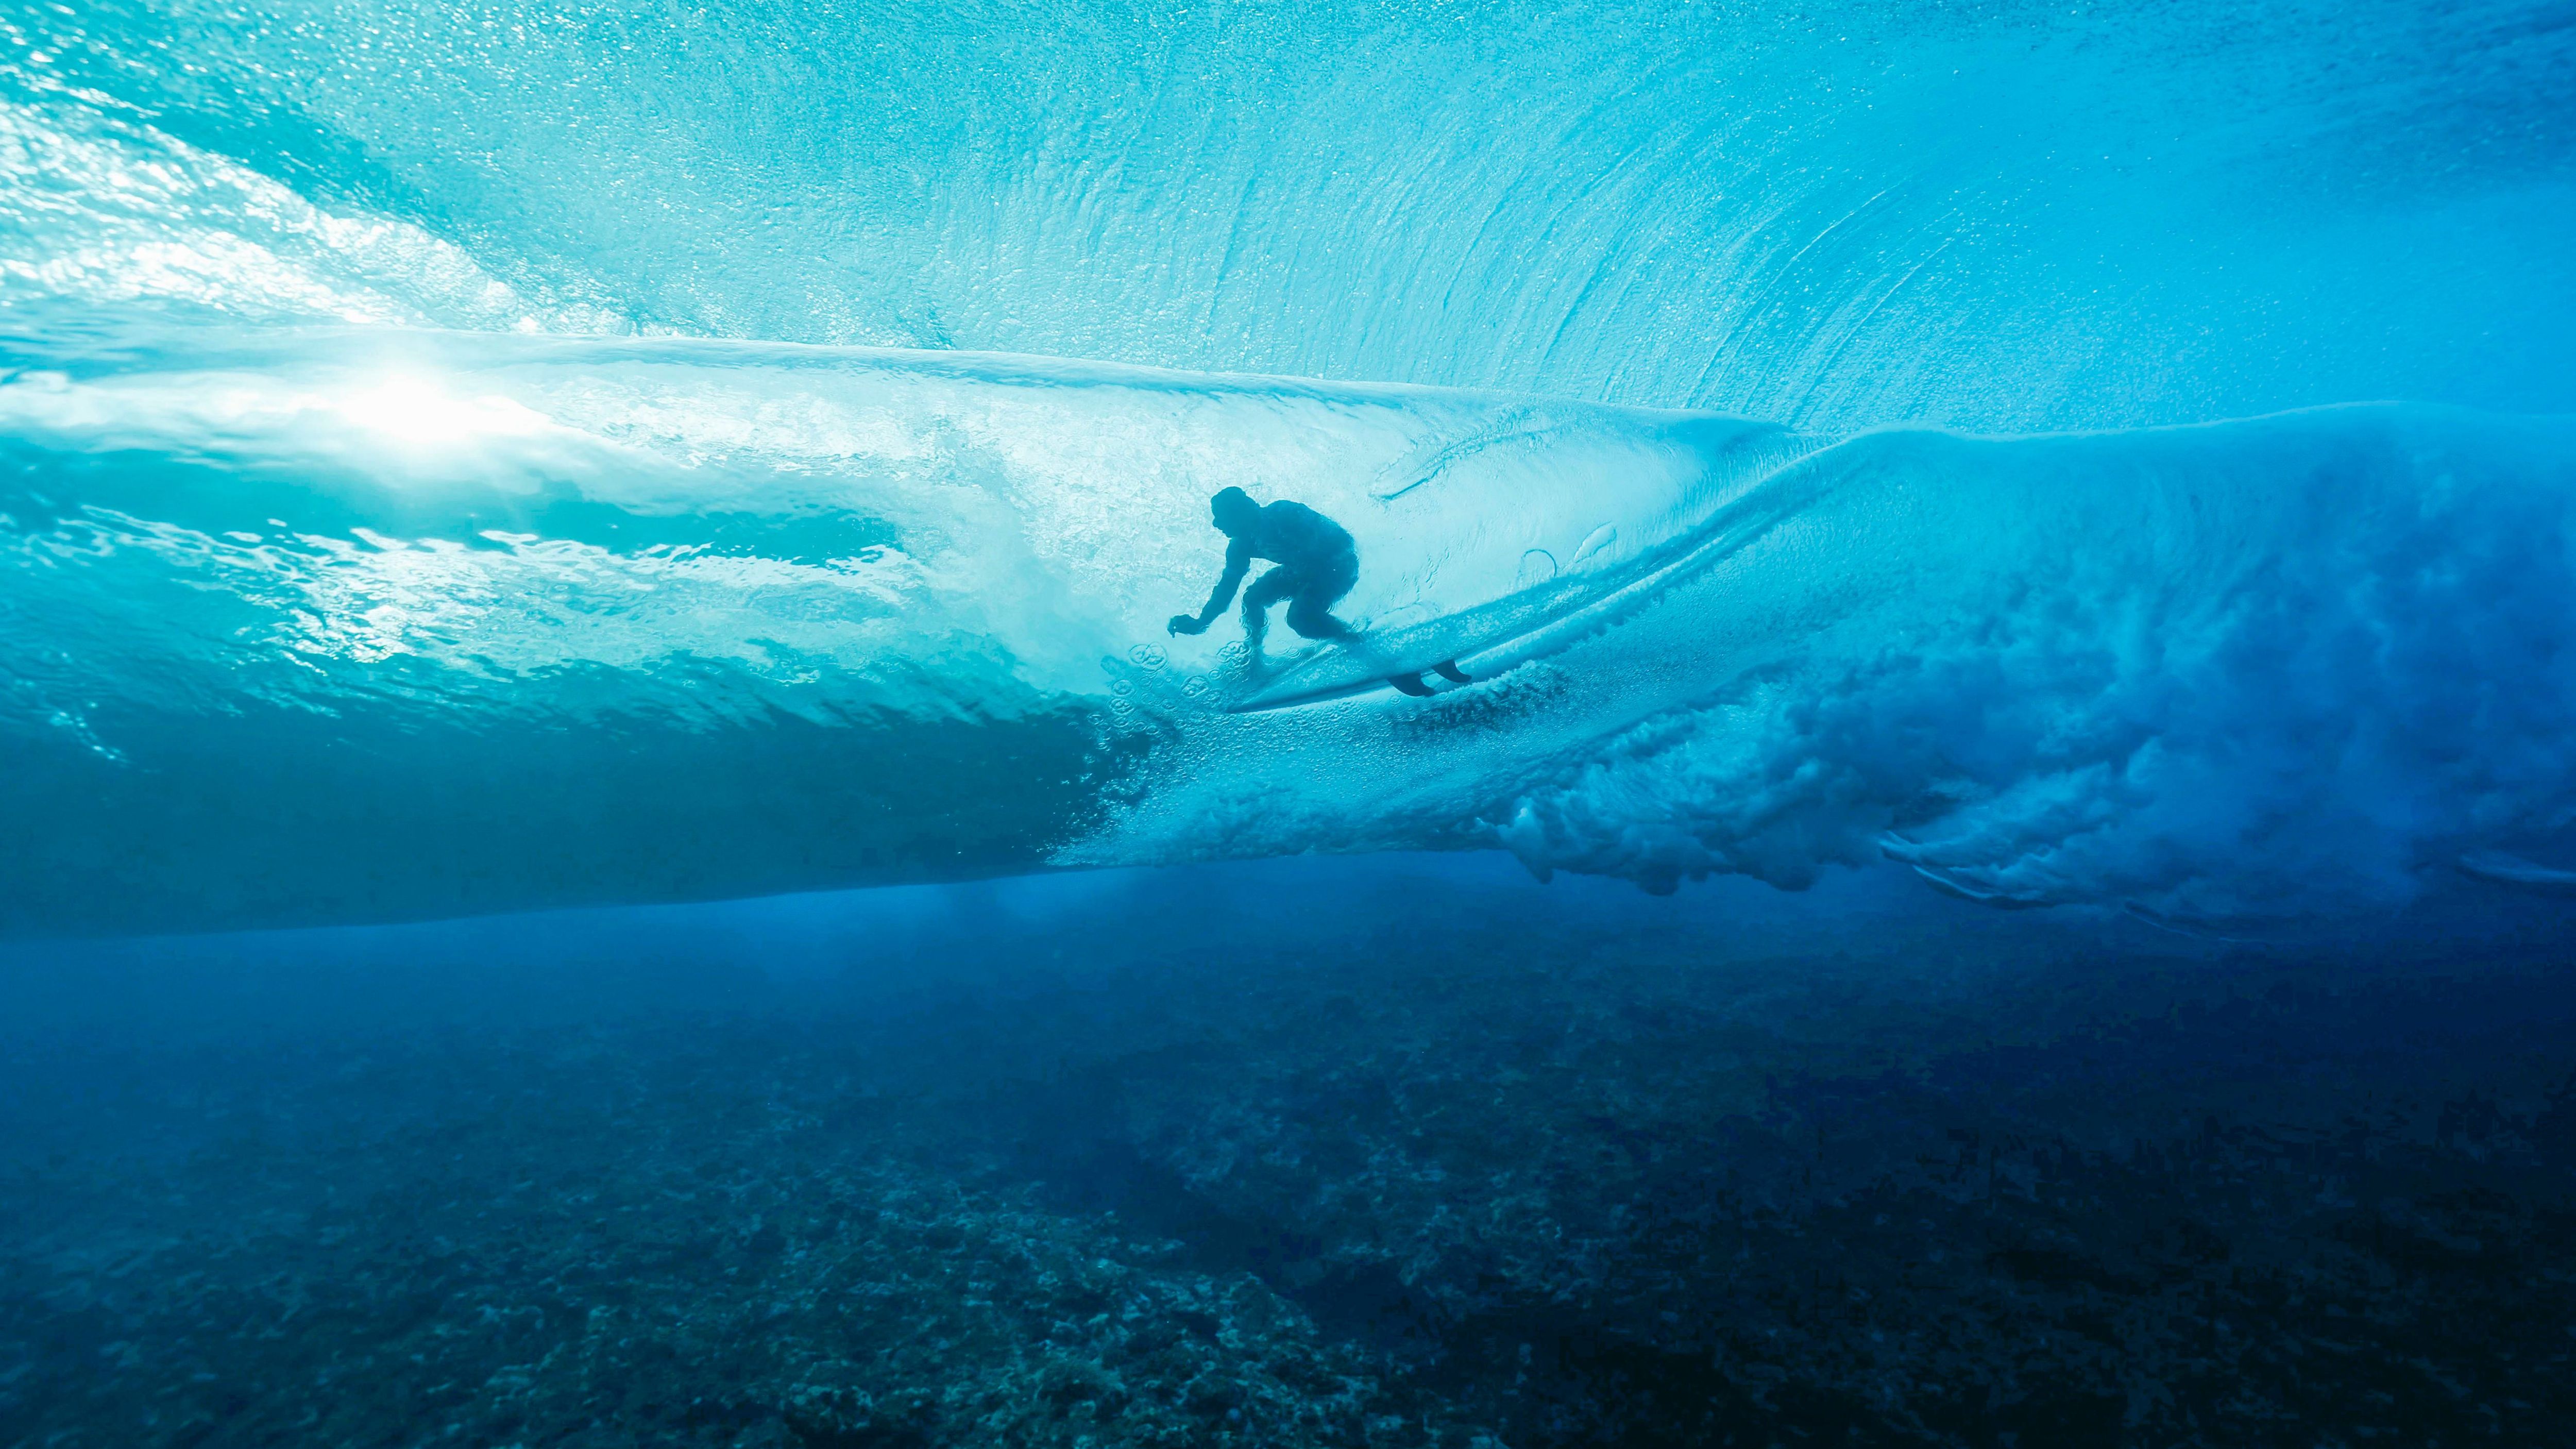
[3,0,2573,935]
[5,316,2573,935]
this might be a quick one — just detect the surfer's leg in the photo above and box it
[1285,551,1360,641]
[1241,565,1299,649]
[1285,597,1356,641]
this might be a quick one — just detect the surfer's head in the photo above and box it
[1210,486,1260,536]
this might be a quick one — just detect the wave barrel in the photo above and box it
[0,321,1789,936]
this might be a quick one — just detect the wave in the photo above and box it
[4,316,2572,935]
[6,0,2572,428]
[0,317,1792,933]
[6,0,2575,937]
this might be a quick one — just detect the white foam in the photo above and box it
[1486,408,2576,925]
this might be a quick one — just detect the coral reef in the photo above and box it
[4,897,2572,1446]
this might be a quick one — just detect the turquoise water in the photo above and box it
[4,0,2574,935]
[5,3,2576,1444]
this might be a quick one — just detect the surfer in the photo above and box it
[1167,486,1362,650]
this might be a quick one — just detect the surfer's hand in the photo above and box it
[1167,614,1207,636]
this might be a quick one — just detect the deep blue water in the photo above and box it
[3,1,2575,1444]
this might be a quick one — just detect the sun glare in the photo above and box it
[333,374,553,446]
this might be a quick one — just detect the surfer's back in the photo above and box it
[1257,499,1355,565]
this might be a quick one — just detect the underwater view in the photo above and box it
[4,0,2575,1443]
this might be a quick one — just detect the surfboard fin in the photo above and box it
[1388,672,1436,697]
[1432,660,1472,683]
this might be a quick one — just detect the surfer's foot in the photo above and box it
[1389,672,1435,697]
[1432,659,1471,683]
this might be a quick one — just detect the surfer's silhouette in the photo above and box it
[1168,487,1470,697]
[1167,486,1362,650]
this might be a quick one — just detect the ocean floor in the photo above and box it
[3,857,2573,1447]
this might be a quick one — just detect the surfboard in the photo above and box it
[1219,576,1588,712]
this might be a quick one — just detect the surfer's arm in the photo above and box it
[1170,539,1251,635]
